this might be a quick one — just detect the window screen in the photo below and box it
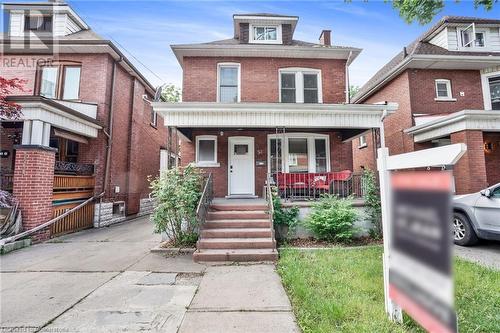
[219,66,238,103]
[281,73,296,103]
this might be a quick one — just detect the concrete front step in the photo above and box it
[207,210,269,220]
[201,228,273,238]
[198,237,276,249]
[193,248,278,262]
[211,204,268,211]
[204,219,271,229]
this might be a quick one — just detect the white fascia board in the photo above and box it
[405,110,500,142]
[171,44,362,67]
[385,143,467,170]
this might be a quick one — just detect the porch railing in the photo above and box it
[196,173,213,231]
[54,161,94,176]
[269,171,366,201]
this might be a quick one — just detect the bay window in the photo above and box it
[39,63,82,100]
[268,134,330,174]
[279,68,322,103]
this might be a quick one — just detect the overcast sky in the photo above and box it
[4,0,499,89]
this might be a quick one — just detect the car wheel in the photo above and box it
[453,212,478,246]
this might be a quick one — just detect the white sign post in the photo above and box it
[377,143,467,324]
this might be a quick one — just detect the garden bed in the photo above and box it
[278,236,382,248]
[278,246,500,333]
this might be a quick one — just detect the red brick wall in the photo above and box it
[12,147,55,242]
[182,57,347,103]
[352,71,414,171]
[484,132,500,186]
[352,131,377,172]
[0,127,21,173]
[451,130,488,194]
[1,54,167,215]
[181,129,351,197]
[408,69,484,115]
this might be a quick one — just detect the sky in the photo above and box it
[4,0,499,89]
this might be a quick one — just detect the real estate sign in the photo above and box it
[389,171,457,333]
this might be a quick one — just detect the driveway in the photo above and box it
[0,216,300,333]
[0,216,205,332]
[454,241,500,270]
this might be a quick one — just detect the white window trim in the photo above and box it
[249,24,282,44]
[481,70,500,110]
[278,68,323,103]
[434,79,456,101]
[358,135,367,149]
[216,63,241,103]
[457,27,488,51]
[195,135,220,167]
[150,110,158,127]
[267,133,330,173]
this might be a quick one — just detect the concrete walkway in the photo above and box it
[179,264,300,333]
[0,216,300,332]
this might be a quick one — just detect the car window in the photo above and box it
[491,187,500,198]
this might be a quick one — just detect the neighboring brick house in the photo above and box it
[352,16,500,194]
[0,1,172,240]
[153,13,398,199]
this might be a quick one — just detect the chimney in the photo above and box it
[319,30,331,46]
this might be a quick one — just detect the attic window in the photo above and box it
[24,15,52,32]
[459,24,486,49]
[250,25,281,44]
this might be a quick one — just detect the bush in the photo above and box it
[149,165,204,246]
[362,169,382,239]
[305,194,357,242]
[271,187,299,239]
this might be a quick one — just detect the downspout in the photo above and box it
[345,51,353,103]
[125,78,136,213]
[100,56,123,226]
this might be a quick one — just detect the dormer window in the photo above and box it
[459,24,486,49]
[24,15,52,32]
[249,24,282,44]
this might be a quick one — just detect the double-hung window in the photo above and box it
[217,63,240,103]
[434,79,453,101]
[280,69,322,103]
[196,135,218,166]
[39,64,82,100]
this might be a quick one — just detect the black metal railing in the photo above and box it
[54,161,94,175]
[269,171,366,201]
[196,173,213,231]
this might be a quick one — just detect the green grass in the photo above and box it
[277,246,500,333]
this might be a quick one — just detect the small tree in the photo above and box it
[349,85,360,100]
[0,77,27,120]
[271,187,299,240]
[161,84,181,102]
[362,169,382,239]
[149,165,203,246]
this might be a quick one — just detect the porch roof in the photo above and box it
[4,96,102,138]
[405,110,500,143]
[152,102,397,131]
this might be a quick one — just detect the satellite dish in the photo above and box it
[154,85,164,102]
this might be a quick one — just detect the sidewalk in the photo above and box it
[178,264,300,333]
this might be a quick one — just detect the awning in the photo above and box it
[53,129,89,144]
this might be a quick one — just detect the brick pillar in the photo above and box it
[12,145,56,242]
[450,130,488,194]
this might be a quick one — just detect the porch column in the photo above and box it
[450,130,488,194]
[12,145,56,242]
[21,120,51,146]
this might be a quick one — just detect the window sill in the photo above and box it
[150,123,157,129]
[434,98,457,102]
[195,162,220,168]
[358,144,368,149]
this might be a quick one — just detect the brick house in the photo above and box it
[352,16,500,194]
[0,1,174,240]
[152,13,397,260]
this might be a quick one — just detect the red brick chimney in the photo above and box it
[319,30,331,46]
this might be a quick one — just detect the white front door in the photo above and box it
[228,137,255,196]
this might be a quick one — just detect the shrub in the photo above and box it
[305,194,357,242]
[362,169,382,239]
[271,187,299,239]
[149,165,204,246]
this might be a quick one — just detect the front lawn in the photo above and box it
[278,246,500,333]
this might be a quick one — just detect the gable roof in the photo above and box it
[352,16,500,103]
